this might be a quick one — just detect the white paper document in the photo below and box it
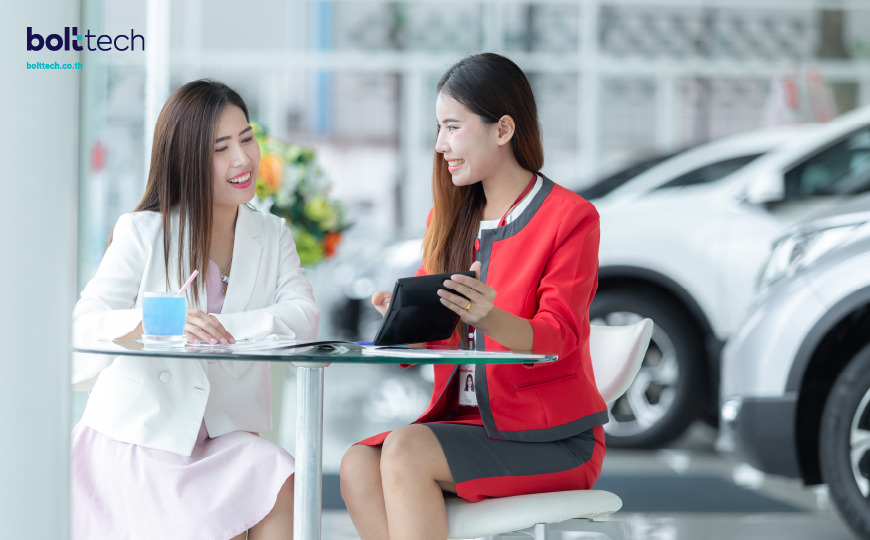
[361,346,546,360]
[144,336,300,352]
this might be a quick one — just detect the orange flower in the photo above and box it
[322,231,342,258]
[258,154,284,192]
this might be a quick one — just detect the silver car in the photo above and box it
[719,191,870,539]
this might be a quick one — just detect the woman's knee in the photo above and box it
[380,425,437,480]
[340,444,381,478]
[340,445,381,503]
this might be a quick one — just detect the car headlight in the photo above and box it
[758,223,864,292]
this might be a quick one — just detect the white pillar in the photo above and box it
[860,71,870,108]
[1,2,79,537]
[144,0,171,185]
[579,0,601,180]
[656,73,680,152]
[400,70,431,236]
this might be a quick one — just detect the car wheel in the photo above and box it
[591,289,705,448]
[820,342,870,540]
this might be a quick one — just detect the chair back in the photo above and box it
[589,319,654,403]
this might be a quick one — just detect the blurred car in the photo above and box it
[718,191,870,539]
[574,149,683,200]
[330,238,427,341]
[590,126,806,204]
[595,106,870,447]
[330,109,870,449]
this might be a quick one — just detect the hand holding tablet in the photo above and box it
[372,271,475,346]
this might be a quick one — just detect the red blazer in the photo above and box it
[413,175,607,442]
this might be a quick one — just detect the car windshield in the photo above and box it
[785,126,870,199]
[576,151,682,200]
[653,153,764,190]
[832,167,870,196]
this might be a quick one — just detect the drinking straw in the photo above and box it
[177,269,199,297]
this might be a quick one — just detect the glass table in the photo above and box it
[73,340,557,539]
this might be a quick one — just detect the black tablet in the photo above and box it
[372,271,475,346]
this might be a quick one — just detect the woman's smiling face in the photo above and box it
[434,92,501,187]
[212,104,260,209]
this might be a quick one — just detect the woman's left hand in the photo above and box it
[438,261,495,325]
[185,309,235,345]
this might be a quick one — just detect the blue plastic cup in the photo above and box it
[142,292,187,346]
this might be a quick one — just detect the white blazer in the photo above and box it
[72,204,320,456]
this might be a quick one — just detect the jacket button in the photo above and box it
[159,372,171,383]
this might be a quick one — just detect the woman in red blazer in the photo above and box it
[340,53,607,540]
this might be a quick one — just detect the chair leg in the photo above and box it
[487,526,545,539]
[533,523,551,540]
[552,519,629,540]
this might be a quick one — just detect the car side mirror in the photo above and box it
[742,169,785,205]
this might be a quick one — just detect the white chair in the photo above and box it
[445,318,655,540]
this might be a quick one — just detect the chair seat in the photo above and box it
[446,489,623,539]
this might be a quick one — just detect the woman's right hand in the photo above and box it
[185,309,235,344]
[371,291,392,317]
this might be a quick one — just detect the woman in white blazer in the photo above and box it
[71,80,319,540]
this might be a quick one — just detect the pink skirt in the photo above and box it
[71,421,295,540]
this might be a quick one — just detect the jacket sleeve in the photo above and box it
[215,220,320,341]
[527,202,599,360]
[72,213,149,387]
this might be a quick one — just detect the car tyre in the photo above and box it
[590,289,705,448]
[820,342,870,540]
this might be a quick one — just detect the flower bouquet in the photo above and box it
[252,123,350,266]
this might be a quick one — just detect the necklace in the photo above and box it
[218,256,231,295]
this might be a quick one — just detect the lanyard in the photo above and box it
[468,174,536,347]
[472,174,537,258]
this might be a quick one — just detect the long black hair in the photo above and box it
[424,53,543,276]
[135,80,250,304]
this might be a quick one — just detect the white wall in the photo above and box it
[0,1,79,538]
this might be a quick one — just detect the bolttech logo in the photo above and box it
[27,27,145,52]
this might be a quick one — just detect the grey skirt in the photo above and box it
[423,421,605,502]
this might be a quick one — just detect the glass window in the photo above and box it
[655,153,762,191]
[784,126,870,199]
